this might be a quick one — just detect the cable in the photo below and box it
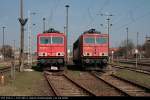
[48,0,61,28]
[113,11,150,32]
[112,0,147,31]
[99,0,110,14]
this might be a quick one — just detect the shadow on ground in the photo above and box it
[67,64,83,71]
[31,65,43,72]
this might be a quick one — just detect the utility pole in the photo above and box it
[64,26,66,34]
[28,11,31,67]
[18,0,28,72]
[13,40,16,59]
[126,27,128,60]
[13,40,15,80]
[2,26,6,61]
[11,40,16,80]
[137,32,139,59]
[100,13,113,58]
[65,5,69,39]
[43,17,46,32]
[137,32,139,49]
[111,51,114,63]
[65,5,69,63]
[135,32,139,68]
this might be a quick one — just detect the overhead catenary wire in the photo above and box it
[113,11,150,32]
[48,0,61,29]
[85,0,110,30]
[111,0,149,32]
[98,0,110,14]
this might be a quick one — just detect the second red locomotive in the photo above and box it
[37,28,67,70]
[73,29,109,70]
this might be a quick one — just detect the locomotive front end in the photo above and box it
[82,34,109,67]
[37,30,67,70]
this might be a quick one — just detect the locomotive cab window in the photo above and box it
[52,37,63,44]
[96,37,108,44]
[84,37,95,43]
[40,37,51,44]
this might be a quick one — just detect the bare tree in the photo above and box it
[115,39,134,58]
[0,45,13,59]
[142,41,150,58]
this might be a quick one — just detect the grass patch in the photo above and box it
[0,71,49,96]
[0,64,5,69]
[112,62,133,67]
[114,69,150,88]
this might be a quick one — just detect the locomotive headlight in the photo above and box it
[56,52,64,56]
[38,52,43,56]
[38,52,47,56]
[99,53,104,56]
[83,52,92,56]
[43,52,48,56]
[99,52,108,56]
[83,53,86,56]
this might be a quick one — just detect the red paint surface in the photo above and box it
[37,33,67,60]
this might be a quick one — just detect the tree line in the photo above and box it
[0,45,13,59]
[114,39,150,58]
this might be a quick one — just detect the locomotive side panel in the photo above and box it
[73,37,81,64]
[73,35,85,64]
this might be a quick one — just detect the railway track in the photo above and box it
[116,60,150,68]
[116,58,150,64]
[44,71,96,96]
[0,63,23,75]
[110,64,150,75]
[90,71,150,96]
[0,67,11,74]
[66,70,126,96]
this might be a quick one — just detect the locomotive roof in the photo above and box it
[83,29,101,34]
[43,28,62,34]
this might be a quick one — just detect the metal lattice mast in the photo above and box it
[100,13,113,57]
[28,10,31,67]
[43,18,46,33]
[2,26,6,61]
[28,11,36,67]
[126,27,129,59]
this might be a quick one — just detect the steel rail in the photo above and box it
[91,71,150,96]
[89,72,130,96]
[63,73,97,96]
[44,71,96,96]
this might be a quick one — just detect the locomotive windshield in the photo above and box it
[52,37,63,44]
[40,37,51,44]
[40,36,63,44]
[84,37,108,44]
[84,37,95,43]
[96,37,108,44]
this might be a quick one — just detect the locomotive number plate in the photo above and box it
[51,66,58,70]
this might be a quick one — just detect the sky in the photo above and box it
[0,0,150,52]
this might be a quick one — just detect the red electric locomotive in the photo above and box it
[73,29,108,70]
[37,28,67,70]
